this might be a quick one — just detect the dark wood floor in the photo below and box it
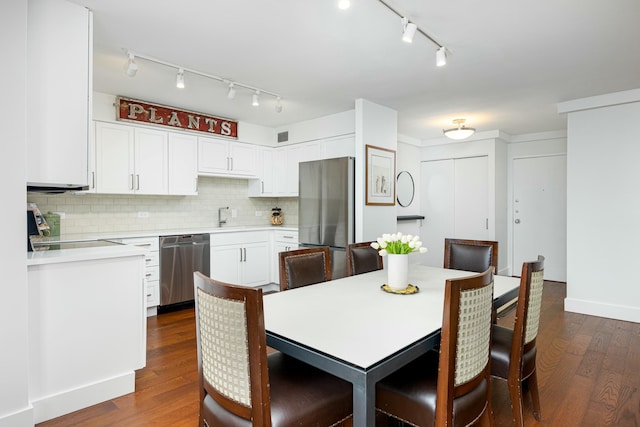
[38,281,640,426]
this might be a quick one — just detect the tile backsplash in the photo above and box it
[28,176,298,236]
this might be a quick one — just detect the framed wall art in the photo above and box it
[365,144,396,206]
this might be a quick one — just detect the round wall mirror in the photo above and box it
[396,171,415,207]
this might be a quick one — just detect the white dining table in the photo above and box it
[263,265,520,427]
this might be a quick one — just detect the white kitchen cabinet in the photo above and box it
[321,135,356,159]
[275,142,321,196]
[168,132,198,195]
[116,236,160,316]
[272,230,298,283]
[134,127,169,194]
[198,136,258,177]
[210,231,270,287]
[247,147,276,197]
[26,0,92,189]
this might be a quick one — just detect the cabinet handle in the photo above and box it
[129,174,134,190]
[486,218,488,230]
[91,171,95,189]
[239,247,243,262]
[147,293,152,297]
[146,273,152,277]
[261,181,264,194]
[136,174,140,190]
[194,178,198,193]
[230,157,234,171]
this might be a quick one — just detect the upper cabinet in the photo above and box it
[168,133,198,195]
[198,136,258,178]
[26,0,92,189]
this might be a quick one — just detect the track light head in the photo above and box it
[227,82,236,99]
[436,46,447,67]
[401,17,417,43]
[275,97,283,113]
[125,53,138,77]
[252,90,260,107]
[176,68,185,89]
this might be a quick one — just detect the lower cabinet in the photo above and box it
[272,230,299,283]
[115,236,160,316]
[210,231,270,287]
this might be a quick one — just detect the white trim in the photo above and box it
[558,88,640,113]
[564,297,640,323]
[0,406,33,427]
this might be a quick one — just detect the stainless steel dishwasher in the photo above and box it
[159,234,210,309]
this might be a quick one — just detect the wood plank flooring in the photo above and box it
[38,281,640,426]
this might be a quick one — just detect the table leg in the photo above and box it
[352,375,376,427]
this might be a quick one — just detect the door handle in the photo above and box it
[515,219,521,224]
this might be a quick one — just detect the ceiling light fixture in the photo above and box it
[252,90,260,107]
[227,82,236,99]
[124,50,282,108]
[275,97,283,113]
[401,17,417,43]
[377,0,447,66]
[436,46,447,67]
[338,0,351,10]
[125,53,138,77]
[176,68,185,89]
[443,119,476,140]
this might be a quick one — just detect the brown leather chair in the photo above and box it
[279,247,331,291]
[491,255,545,427]
[376,268,495,426]
[444,238,499,273]
[193,271,352,427]
[346,241,383,276]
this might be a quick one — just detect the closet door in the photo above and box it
[420,156,489,267]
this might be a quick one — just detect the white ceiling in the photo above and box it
[69,0,640,141]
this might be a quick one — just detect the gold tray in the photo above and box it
[381,284,419,295]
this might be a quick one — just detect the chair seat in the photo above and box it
[491,325,537,381]
[204,352,352,427]
[376,351,489,427]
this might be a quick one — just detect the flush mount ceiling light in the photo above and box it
[124,50,282,109]
[252,90,260,107]
[338,0,351,10]
[125,53,138,77]
[443,119,476,140]
[376,0,448,66]
[176,68,185,89]
[401,17,417,43]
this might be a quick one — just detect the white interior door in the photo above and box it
[454,156,489,239]
[420,159,454,266]
[512,155,567,281]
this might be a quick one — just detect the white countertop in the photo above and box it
[27,244,146,267]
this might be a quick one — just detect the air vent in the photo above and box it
[277,131,289,143]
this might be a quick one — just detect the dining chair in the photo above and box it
[193,271,352,427]
[491,255,545,427]
[278,246,331,291]
[376,267,495,427]
[345,241,383,276]
[444,238,499,273]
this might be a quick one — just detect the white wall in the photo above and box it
[0,0,32,425]
[355,99,398,242]
[560,90,640,322]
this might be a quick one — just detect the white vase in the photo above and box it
[386,254,409,290]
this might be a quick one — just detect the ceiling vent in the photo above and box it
[277,131,289,143]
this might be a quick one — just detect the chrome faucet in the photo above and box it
[218,206,229,227]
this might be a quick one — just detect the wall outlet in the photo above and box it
[137,211,149,218]
[231,209,238,218]
[255,210,263,216]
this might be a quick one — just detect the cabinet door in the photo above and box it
[454,156,489,239]
[96,122,134,194]
[229,143,258,176]
[210,245,241,284]
[198,136,229,174]
[321,135,355,159]
[248,147,275,197]
[134,128,168,195]
[168,132,198,195]
[242,242,270,287]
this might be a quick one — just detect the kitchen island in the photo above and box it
[27,244,147,423]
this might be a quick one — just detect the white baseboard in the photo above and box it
[32,371,135,424]
[0,405,33,427]
[564,297,640,323]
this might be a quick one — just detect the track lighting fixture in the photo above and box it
[443,119,476,140]
[436,46,447,67]
[124,50,282,109]
[338,0,351,10]
[176,68,185,89]
[126,53,138,77]
[401,17,417,43]
[227,82,236,99]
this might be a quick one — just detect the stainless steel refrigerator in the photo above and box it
[298,156,355,279]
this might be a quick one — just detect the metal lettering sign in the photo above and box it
[116,96,238,138]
